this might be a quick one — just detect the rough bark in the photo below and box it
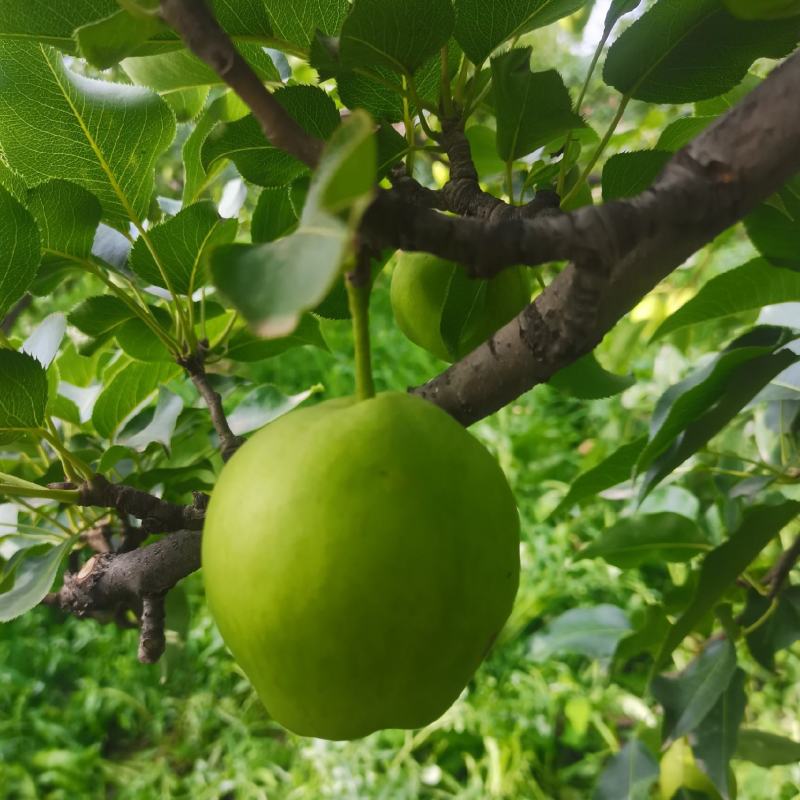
[77,475,207,533]
[50,531,201,662]
[414,52,800,423]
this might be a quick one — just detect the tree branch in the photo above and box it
[414,51,800,424]
[49,530,201,662]
[767,532,800,599]
[0,293,32,335]
[439,117,560,220]
[75,475,207,533]
[179,353,244,461]
[159,0,323,168]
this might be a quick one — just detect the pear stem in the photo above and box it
[346,264,376,402]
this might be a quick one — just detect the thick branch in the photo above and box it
[54,532,200,611]
[415,51,800,424]
[159,0,323,167]
[50,530,201,662]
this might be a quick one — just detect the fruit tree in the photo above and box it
[1,0,800,796]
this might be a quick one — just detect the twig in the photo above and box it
[0,293,32,335]
[767,532,800,599]
[178,352,244,461]
[159,0,323,167]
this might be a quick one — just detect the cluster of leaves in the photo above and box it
[0,0,799,796]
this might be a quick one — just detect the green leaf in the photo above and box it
[638,329,795,474]
[115,313,173,363]
[263,0,350,48]
[439,268,489,362]
[454,0,589,65]
[182,91,249,205]
[742,586,800,670]
[226,384,321,436]
[604,0,800,103]
[251,186,302,243]
[121,387,183,450]
[612,605,671,690]
[744,180,800,270]
[202,86,340,187]
[0,0,278,53]
[735,729,800,767]
[0,1,117,52]
[530,605,631,662]
[26,180,102,270]
[122,45,279,91]
[691,669,746,800]
[655,501,800,667]
[211,111,376,338]
[656,116,715,152]
[224,315,327,362]
[695,72,761,116]
[652,639,738,741]
[0,537,75,622]
[552,437,647,516]
[0,186,41,319]
[337,67,404,122]
[550,352,635,399]
[602,151,672,201]
[92,360,181,439]
[640,343,799,498]
[68,296,135,338]
[466,125,509,178]
[75,8,165,69]
[23,313,66,368]
[340,0,455,74]
[164,86,209,124]
[0,349,48,444]
[0,43,176,227]
[492,49,586,162]
[0,161,27,202]
[579,512,709,569]
[593,739,659,800]
[130,202,237,295]
[652,259,800,340]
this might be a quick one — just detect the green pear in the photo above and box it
[390,251,531,362]
[203,392,520,740]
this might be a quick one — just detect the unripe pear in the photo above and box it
[202,392,520,740]
[390,251,531,362]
